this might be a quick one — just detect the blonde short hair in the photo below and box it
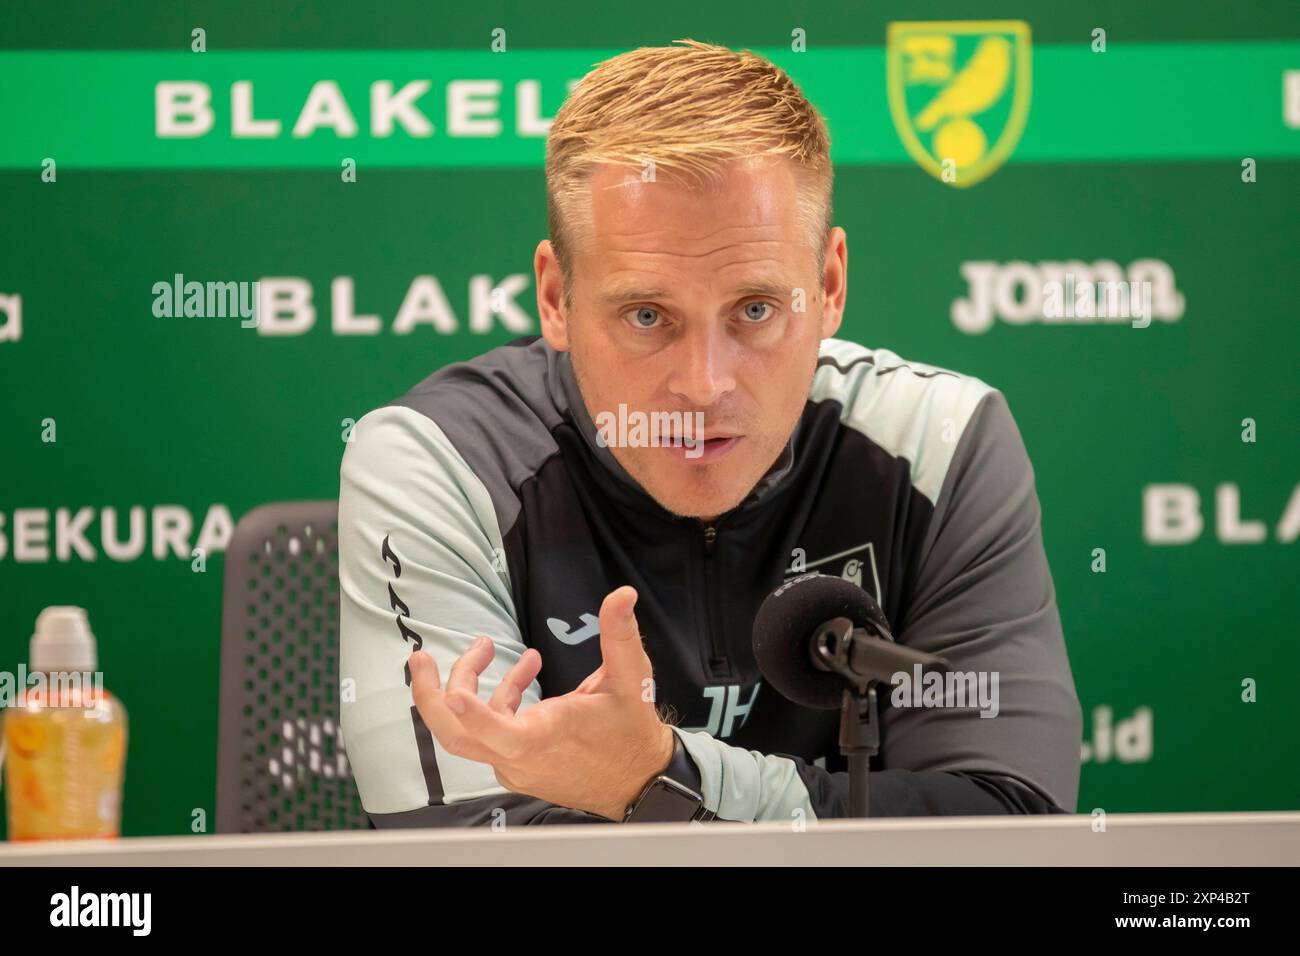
[545,38,834,308]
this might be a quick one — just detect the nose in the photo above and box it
[666,322,737,409]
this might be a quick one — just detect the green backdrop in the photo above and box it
[1,0,1297,835]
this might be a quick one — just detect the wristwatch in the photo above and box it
[622,730,716,823]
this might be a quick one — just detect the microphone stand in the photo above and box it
[840,686,878,819]
[810,617,950,818]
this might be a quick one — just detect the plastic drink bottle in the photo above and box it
[3,607,128,840]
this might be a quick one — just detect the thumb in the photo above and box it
[597,585,651,686]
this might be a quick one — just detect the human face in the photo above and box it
[536,156,846,522]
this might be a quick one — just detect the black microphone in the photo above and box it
[752,572,950,709]
[751,572,952,817]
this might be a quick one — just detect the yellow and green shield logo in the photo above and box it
[887,20,1032,187]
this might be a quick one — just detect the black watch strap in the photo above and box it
[622,730,716,823]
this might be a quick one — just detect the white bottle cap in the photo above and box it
[30,606,98,672]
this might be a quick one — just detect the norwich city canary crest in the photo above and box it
[887,20,1032,187]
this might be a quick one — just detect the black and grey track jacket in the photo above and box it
[337,335,1082,826]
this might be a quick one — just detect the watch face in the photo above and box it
[626,778,702,823]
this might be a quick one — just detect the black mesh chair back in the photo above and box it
[216,501,369,832]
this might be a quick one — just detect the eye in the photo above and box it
[625,307,662,330]
[741,301,774,322]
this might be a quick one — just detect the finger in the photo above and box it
[408,652,503,765]
[446,689,535,762]
[488,648,542,714]
[406,647,442,691]
[596,585,651,687]
[446,635,495,696]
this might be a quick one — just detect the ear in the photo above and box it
[819,226,847,339]
[535,239,571,351]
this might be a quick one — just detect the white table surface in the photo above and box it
[1,811,1297,866]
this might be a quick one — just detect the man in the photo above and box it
[338,39,1082,826]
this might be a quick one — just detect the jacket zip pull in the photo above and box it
[700,522,727,674]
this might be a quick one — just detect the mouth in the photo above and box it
[662,434,743,463]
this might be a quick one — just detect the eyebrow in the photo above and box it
[596,285,673,306]
[596,279,794,307]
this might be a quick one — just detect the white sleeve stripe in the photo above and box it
[812,338,995,504]
[339,405,530,814]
